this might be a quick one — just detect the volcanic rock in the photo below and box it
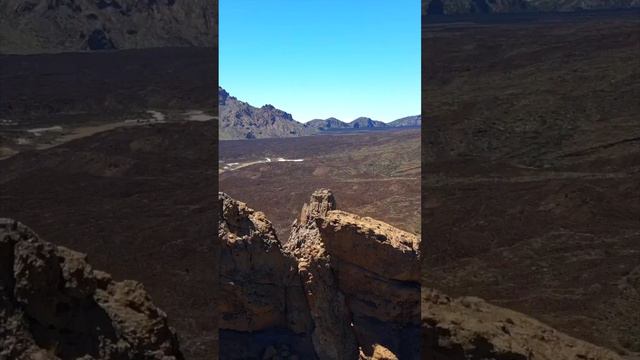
[218,193,315,359]
[286,189,422,360]
[219,190,421,359]
[422,288,624,360]
[0,218,183,360]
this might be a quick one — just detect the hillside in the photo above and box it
[0,0,216,54]
[219,87,316,140]
[389,115,421,127]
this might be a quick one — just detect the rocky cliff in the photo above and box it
[220,190,625,359]
[219,87,316,140]
[0,218,183,359]
[0,0,216,54]
[218,190,421,359]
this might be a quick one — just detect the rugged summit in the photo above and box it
[0,0,215,54]
[219,87,315,140]
[0,218,182,359]
[218,190,421,359]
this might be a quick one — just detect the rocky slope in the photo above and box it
[0,0,216,54]
[423,0,640,15]
[219,87,316,140]
[0,218,183,359]
[389,115,421,127]
[422,289,624,360]
[218,190,421,359]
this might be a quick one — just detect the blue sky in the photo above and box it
[220,0,420,123]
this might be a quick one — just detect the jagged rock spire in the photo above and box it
[298,188,337,223]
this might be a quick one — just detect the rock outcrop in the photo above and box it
[218,193,316,359]
[220,189,626,359]
[286,189,421,360]
[218,189,421,360]
[422,288,624,360]
[0,218,183,360]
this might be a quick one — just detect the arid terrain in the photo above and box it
[422,9,640,357]
[219,128,421,241]
[0,41,219,359]
[0,47,217,159]
[1,121,218,359]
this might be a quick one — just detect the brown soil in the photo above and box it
[422,11,640,355]
[219,129,421,241]
[0,39,224,359]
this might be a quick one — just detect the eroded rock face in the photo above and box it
[422,288,624,360]
[0,218,182,360]
[286,189,422,360]
[221,189,626,359]
[218,190,421,359]
[218,193,315,359]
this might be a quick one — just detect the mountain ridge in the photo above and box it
[219,87,315,140]
[0,0,216,54]
[220,87,420,139]
[307,115,421,129]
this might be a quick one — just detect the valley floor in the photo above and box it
[422,10,640,355]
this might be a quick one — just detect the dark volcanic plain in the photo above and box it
[0,48,218,360]
[219,128,421,241]
[422,10,640,356]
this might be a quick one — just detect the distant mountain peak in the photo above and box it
[350,117,387,128]
[219,88,315,140]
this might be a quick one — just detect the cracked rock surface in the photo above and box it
[0,218,183,360]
